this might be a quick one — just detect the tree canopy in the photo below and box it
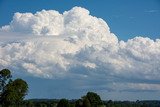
[0,69,12,92]
[85,92,102,107]
[57,99,70,107]
[0,69,28,106]
[83,97,91,107]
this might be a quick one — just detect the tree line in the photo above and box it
[0,69,160,107]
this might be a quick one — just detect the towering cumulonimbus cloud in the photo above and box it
[0,7,160,91]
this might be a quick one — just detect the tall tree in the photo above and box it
[0,69,12,104]
[0,69,28,106]
[0,69,12,93]
[1,78,28,105]
[83,98,91,107]
[86,92,103,107]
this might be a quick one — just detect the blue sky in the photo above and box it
[0,0,160,100]
[0,0,160,40]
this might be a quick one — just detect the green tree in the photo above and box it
[86,92,103,107]
[1,71,28,106]
[75,99,83,107]
[106,100,114,107]
[83,98,91,107]
[37,102,47,107]
[1,78,28,105]
[0,69,12,92]
[26,100,34,107]
[50,102,56,107]
[57,99,70,107]
[0,69,12,104]
[0,69,28,106]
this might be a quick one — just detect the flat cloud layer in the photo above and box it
[0,7,160,93]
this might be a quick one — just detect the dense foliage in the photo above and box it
[0,99,159,107]
[0,69,28,106]
[57,99,70,107]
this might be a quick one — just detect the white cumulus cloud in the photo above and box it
[0,7,160,92]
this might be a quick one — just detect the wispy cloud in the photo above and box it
[145,9,159,13]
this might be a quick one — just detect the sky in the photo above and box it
[0,0,160,100]
[0,0,160,40]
